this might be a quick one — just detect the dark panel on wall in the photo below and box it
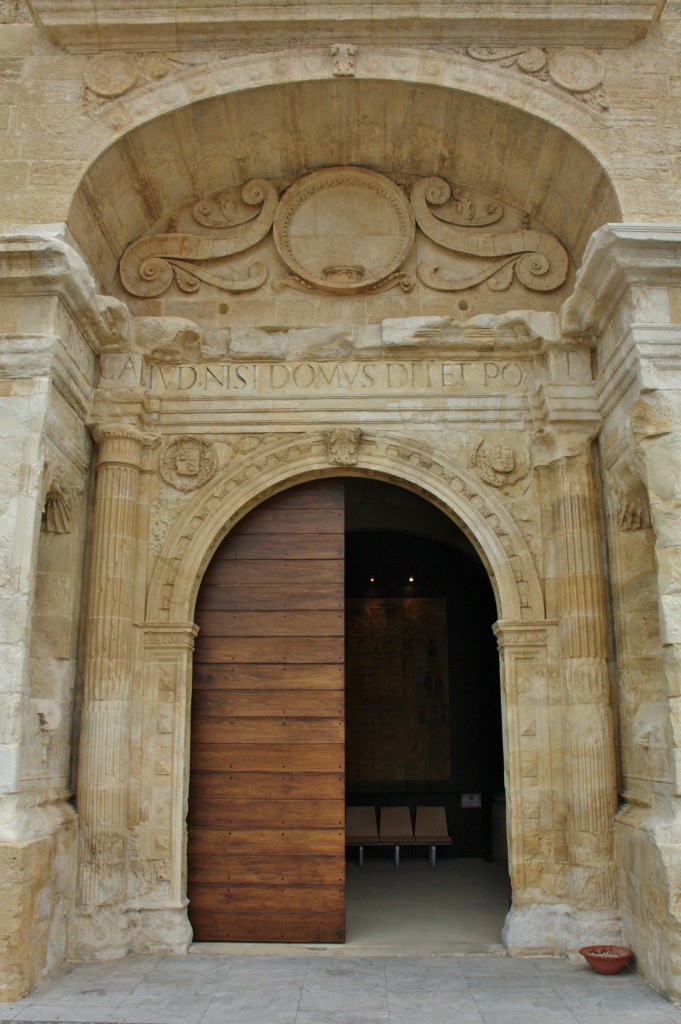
[189,479,345,942]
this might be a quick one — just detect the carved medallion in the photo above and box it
[273,167,415,294]
[547,49,604,93]
[160,437,218,492]
[470,437,528,488]
[85,53,138,98]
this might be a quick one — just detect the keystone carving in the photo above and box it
[326,428,362,465]
[330,43,357,76]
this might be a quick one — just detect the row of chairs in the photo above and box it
[346,805,452,867]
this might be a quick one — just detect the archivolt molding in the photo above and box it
[145,430,544,625]
[84,48,612,169]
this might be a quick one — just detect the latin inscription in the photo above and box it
[101,356,528,395]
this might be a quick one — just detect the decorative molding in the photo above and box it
[159,436,218,492]
[411,177,569,293]
[120,179,276,297]
[119,168,570,300]
[31,1,665,51]
[466,45,608,112]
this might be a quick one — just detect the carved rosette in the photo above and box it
[159,437,218,492]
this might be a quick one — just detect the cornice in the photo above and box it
[28,1,665,51]
[560,224,681,343]
[0,230,132,355]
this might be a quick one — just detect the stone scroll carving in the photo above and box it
[119,167,570,299]
[119,179,277,296]
[411,177,569,293]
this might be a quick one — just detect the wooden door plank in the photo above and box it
[188,771,344,800]
[203,559,342,585]
[189,884,344,913]
[187,797,345,829]
[191,689,344,718]
[215,534,344,559]
[191,718,343,745]
[228,508,344,535]
[196,610,344,637]
[188,854,344,886]
[195,583,344,612]
[188,827,345,856]
[191,663,344,689]
[193,635,344,663]
[190,911,345,944]
[190,743,344,772]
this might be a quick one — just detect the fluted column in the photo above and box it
[77,425,158,917]
[552,446,618,912]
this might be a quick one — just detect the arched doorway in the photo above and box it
[187,475,506,943]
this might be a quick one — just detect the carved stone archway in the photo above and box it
[127,429,578,952]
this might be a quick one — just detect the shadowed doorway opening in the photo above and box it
[344,479,509,947]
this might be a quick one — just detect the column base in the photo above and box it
[69,904,192,962]
[503,903,623,959]
[128,906,193,956]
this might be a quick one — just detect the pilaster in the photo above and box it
[74,424,159,954]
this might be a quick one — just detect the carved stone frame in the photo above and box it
[135,430,580,951]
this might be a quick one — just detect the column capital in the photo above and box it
[91,423,160,469]
[493,620,555,649]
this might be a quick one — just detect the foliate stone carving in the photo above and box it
[85,53,139,98]
[466,45,608,112]
[273,167,415,294]
[117,167,570,299]
[467,46,548,76]
[330,43,357,77]
[326,428,362,466]
[119,179,277,297]
[411,178,569,293]
[470,438,528,488]
[159,437,218,492]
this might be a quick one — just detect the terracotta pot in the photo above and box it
[579,945,634,975]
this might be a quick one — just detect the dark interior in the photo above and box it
[344,478,504,859]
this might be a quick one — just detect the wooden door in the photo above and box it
[188,479,345,942]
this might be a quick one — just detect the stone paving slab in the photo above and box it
[2,953,681,1024]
